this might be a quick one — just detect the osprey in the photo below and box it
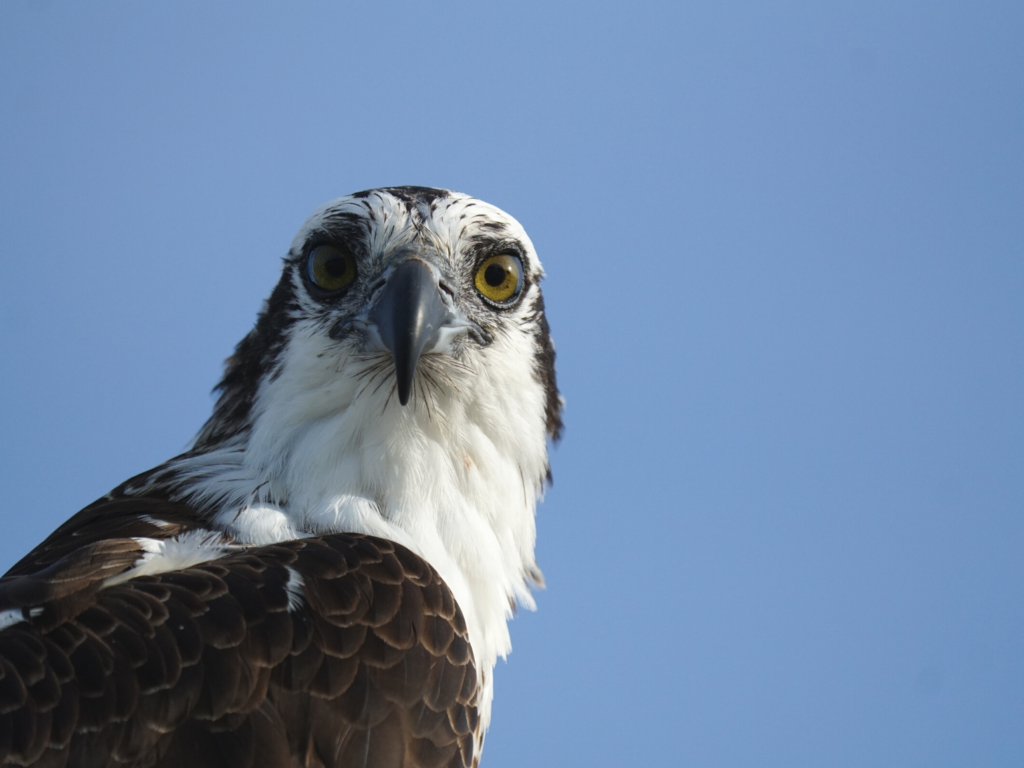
[0,187,562,768]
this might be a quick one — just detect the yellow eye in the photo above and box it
[308,244,357,292]
[474,254,523,305]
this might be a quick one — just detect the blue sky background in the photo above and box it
[2,2,1022,765]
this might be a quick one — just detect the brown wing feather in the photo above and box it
[0,495,480,768]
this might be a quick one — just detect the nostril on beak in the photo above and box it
[438,279,457,304]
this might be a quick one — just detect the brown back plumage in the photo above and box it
[0,496,479,768]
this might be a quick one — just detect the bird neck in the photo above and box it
[163,363,550,719]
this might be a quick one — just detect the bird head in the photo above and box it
[193,186,562,456]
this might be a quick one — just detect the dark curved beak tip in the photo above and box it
[396,373,413,406]
[369,260,451,406]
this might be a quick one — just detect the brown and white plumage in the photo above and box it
[0,188,561,768]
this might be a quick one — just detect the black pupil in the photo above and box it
[324,255,347,278]
[485,263,508,287]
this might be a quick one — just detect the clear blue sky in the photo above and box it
[1,2,1022,765]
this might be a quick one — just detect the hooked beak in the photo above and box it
[368,259,454,406]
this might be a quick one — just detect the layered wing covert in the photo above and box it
[0,496,480,768]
